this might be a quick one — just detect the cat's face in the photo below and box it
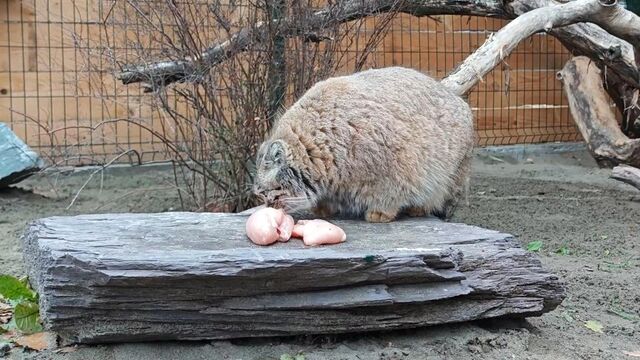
[253,140,316,209]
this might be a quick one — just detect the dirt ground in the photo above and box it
[1,149,639,360]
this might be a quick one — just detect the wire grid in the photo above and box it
[0,1,582,166]
[373,15,580,146]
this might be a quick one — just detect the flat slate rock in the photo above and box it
[22,212,566,344]
[0,123,45,187]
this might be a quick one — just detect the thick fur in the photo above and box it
[253,66,475,223]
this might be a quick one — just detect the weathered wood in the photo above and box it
[22,212,565,345]
[558,56,640,167]
[604,69,640,138]
[611,164,640,190]
[0,123,45,188]
[442,0,623,95]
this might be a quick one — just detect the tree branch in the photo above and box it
[116,0,639,91]
[558,56,640,167]
[442,0,633,95]
[610,164,640,191]
[117,0,640,92]
[118,0,506,91]
[508,0,640,88]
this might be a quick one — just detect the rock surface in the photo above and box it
[22,212,565,344]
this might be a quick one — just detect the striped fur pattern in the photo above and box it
[253,66,475,222]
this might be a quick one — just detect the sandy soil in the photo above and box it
[1,151,639,360]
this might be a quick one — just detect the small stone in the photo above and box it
[467,344,482,353]
[0,342,11,357]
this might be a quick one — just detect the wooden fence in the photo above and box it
[0,0,581,165]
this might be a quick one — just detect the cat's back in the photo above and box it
[282,67,472,131]
[272,67,474,158]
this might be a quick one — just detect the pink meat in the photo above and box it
[278,214,295,242]
[291,219,347,246]
[245,207,295,245]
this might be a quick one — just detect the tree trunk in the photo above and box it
[23,212,565,344]
[558,56,640,167]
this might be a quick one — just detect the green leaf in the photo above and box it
[280,355,295,360]
[526,241,543,252]
[14,301,42,334]
[608,307,640,321]
[295,355,306,360]
[556,246,570,256]
[584,320,603,333]
[0,275,36,302]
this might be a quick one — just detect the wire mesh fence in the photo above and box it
[1,0,582,166]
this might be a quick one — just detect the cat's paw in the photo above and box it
[365,210,397,223]
[312,203,336,218]
[405,206,427,217]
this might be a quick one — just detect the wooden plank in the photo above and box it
[23,212,566,344]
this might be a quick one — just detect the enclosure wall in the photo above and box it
[1,0,581,165]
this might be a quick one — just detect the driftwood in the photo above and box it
[441,0,635,95]
[558,57,640,167]
[22,212,565,344]
[611,164,640,190]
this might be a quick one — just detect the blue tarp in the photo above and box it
[0,122,46,187]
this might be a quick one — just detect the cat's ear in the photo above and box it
[267,140,286,165]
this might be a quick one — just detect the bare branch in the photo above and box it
[66,150,141,210]
[116,0,640,92]
[508,0,640,88]
[116,0,508,91]
[442,0,633,95]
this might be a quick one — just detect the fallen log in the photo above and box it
[22,212,565,344]
[611,164,640,190]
